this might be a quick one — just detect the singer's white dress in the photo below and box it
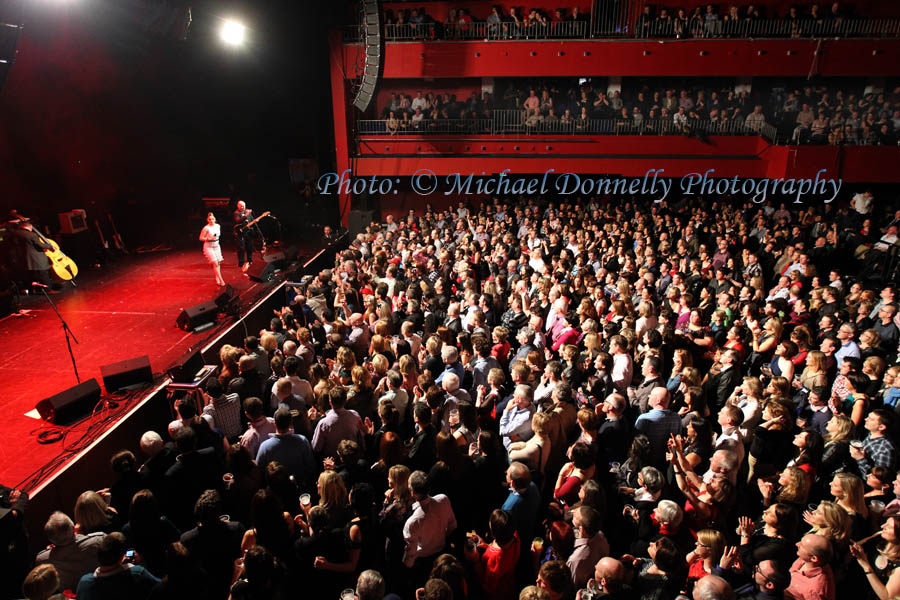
[201,223,223,264]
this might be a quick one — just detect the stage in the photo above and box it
[0,244,311,489]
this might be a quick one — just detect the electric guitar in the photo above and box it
[108,214,126,253]
[233,211,271,236]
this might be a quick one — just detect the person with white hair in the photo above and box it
[35,512,105,592]
[435,344,463,386]
[500,384,536,450]
[137,430,175,499]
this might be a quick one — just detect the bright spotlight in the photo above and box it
[220,20,245,46]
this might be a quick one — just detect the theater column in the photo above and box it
[328,30,352,229]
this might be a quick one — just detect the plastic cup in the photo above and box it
[300,493,311,507]
[851,440,865,449]
[871,500,886,515]
[808,503,818,513]
[610,462,621,472]
[219,514,230,522]
[341,589,356,600]
[223,473,234,489]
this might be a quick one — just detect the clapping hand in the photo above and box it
[363,417,375,436]
[737,516,754,538]
[322,457,336,471]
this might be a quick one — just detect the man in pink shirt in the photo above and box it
[523,89,540,112]
[785,534,835,600]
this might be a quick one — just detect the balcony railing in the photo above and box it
[630,17,900,39]
[360,112,779,143]
[345,17,900,42]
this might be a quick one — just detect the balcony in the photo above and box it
[346,17,900,42]
[360,111,779,143]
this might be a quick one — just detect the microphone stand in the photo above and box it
[36,286,80,383]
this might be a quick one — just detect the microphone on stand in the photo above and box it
[31,282,49,288]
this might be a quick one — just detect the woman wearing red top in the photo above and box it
[671,435,734,536]
[788,429,824,484]
[553,443,596,509]
[465,509,521,600]
[684,529,731,595]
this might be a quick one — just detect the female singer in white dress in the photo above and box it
[199,212,225,286]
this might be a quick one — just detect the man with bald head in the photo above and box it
[693,574,734,600]
[577,557,628,599]
[634,387,683,469]
[785,534,835,600]
[347,312,369,360]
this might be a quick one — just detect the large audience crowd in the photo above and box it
[379,79,900,145]
[380,2,874,40]
[9,190,900,600]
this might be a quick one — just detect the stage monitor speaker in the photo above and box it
[214,284,237,308]
[348,209,376,238]
[100,355,153,391]
[352,0,383,113]
[175,301,218,331]
[167,348,206,383]
[247,260,283,282]
[262,249,285,263]
[36,378,101,424]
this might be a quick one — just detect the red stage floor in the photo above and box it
[0,246,289,487]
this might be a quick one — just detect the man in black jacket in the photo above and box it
[703,349,741,416]
[407,402,437,473]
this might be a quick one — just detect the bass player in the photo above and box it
[11,216,54,292]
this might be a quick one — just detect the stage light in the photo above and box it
[220,20,245,46]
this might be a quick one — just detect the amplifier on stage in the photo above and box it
[58,209,88,234]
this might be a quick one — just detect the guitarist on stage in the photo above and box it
[233,200,257,273]
[11,216,54,291]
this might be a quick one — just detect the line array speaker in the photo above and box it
[352,0,383,113]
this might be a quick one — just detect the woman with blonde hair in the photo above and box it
[820,414,855,482]
[831,472,871,540]
[667,348,693,393]
[864,356,887,396]
[398,354,419,398]
[347,365,376,422]
[218,344,243,386]
[860,329,882,361]
[368,334,393,365]
[635,301,658,341]
[796,350,829,391]
[684,529,727,593]
[371,354,390,381]
[760,466,809,512]
[730,376,764,440]
[509,411,552,475]
[314,470,351,530]
[335,346,357,374]
[805,500,852,545]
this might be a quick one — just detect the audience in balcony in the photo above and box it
[376,2,882,41]
[376,78,899,146]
